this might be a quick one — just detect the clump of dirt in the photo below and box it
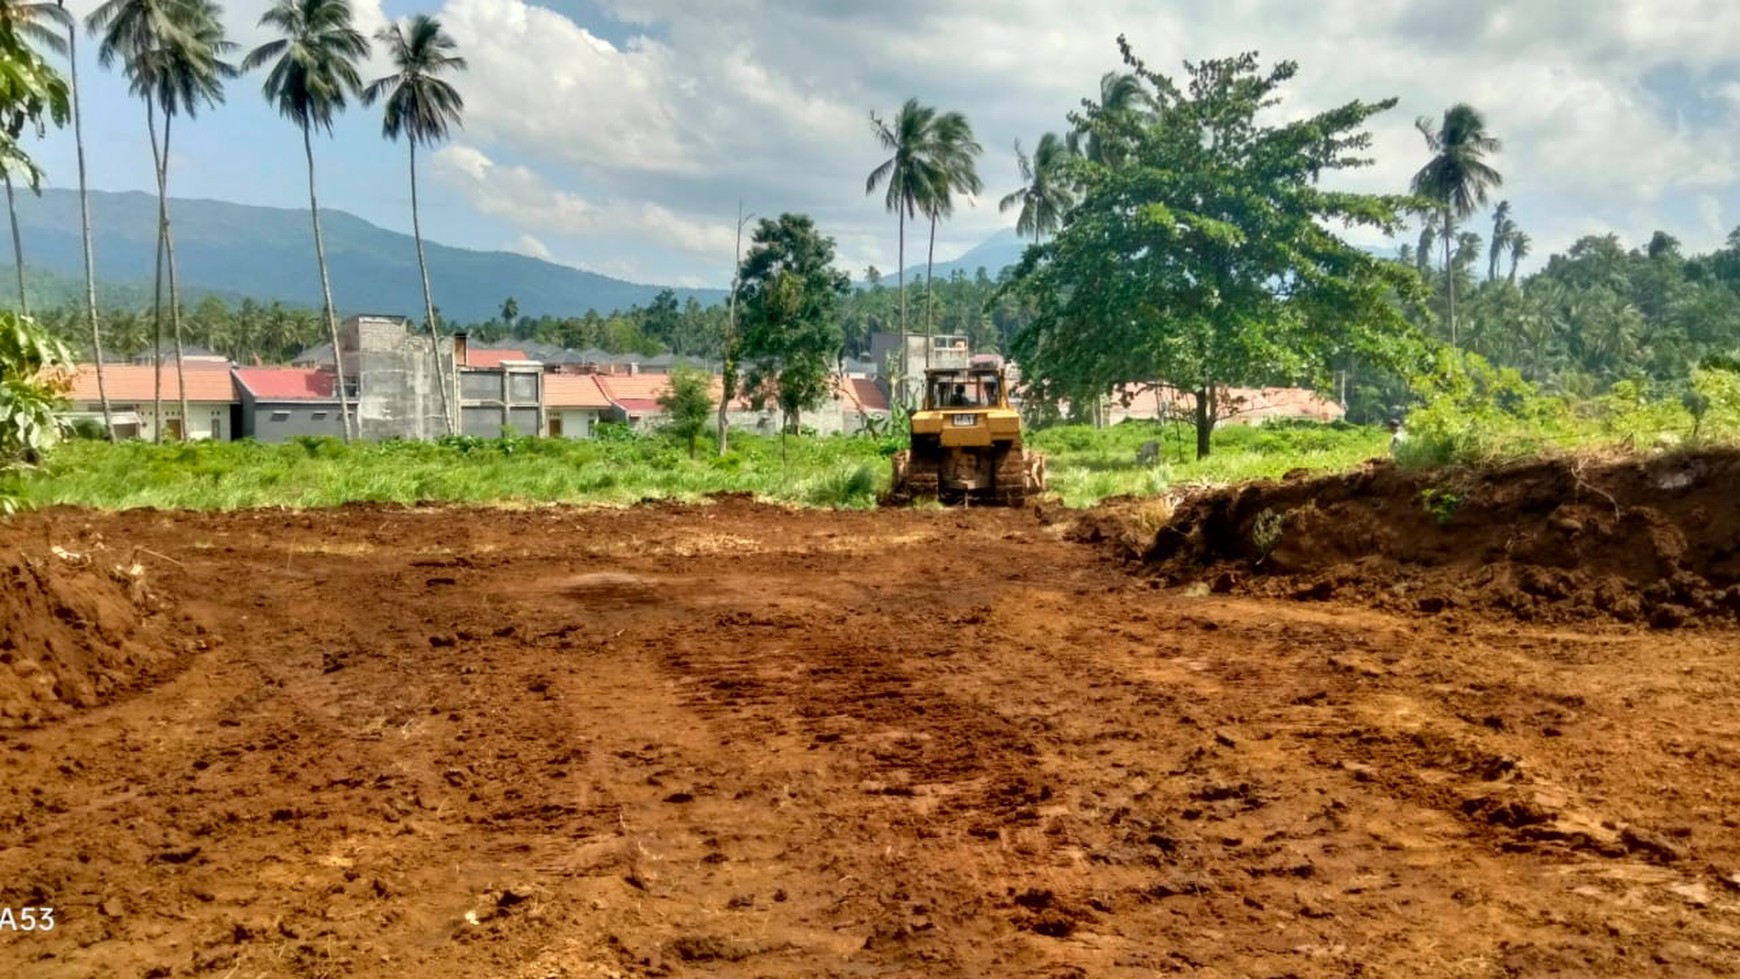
[0,546,192,727]
[1120,448,1740,625]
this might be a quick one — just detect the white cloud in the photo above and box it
[431,144,736,261]
[412,0,1740,285]
[511,234,553,261]
[76,0,1740,285]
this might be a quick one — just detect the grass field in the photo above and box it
[17,419,1390,511]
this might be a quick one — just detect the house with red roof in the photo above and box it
[542,372,613,438]
[232,366,347,441]
[64,361,238,441]
[1103,383,1345,427]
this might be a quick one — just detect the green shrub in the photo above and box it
[1397,349,1573,467]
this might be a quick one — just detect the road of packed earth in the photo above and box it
[3,468,1739,977]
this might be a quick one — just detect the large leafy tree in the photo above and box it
[244,0,367,441]
[0,0,68,317]
[1009,40,1423,459]
[1411,103,1503,348]
[997,132,1075,245]
[88,0,236,441]
[364,13,464,435]
[735,213,850,435]
[915,108,981,353]
[656,365,712,459]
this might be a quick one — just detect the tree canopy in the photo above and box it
[1008,40,1425,457]
[735,213,850,434]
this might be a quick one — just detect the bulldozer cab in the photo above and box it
[922,368,1005,412]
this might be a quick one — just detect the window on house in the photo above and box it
[311,411,329,420]
[270,410,290,421]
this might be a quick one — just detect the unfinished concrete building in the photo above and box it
[338,314,459,440]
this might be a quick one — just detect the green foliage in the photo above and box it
[736,214,851,432]
[1394,348,1571,467]
[1419,487,1463,526]
[23,417,1395,512]
[0,312,73,512]
[801,462,880,509]
[0,9,73,191]
[1596,379,1692,448]
[1029,419,1387,508]
[1008,40,1426,460]
[1689,365,1740,438]
[658,366,714,458]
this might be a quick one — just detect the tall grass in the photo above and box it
[25,420,1390,512]
[1029,419,1387,508]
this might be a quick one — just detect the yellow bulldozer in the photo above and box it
[888,365,1047,505]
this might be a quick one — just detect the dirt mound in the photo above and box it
[1119,448,1740,625]
[0,546,193,727]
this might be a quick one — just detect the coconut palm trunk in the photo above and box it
[924,212,936,353]
[407,138,451,435]
[900,206,913,368]
[69,17,113,439]
[145,100,166,441]
[159,112,191,440]
[4,172,26,315]
[1441,213,1456,348]
[303,121,354,441]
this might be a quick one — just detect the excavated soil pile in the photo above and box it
[0,545,192,728]
[1119,448,1740,625]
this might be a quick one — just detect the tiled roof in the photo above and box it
[595,374,672,404]
[839,377,890,413]
[465,348,529,367]
[598,373,753,413]
[614,397,663,416]
[543,373,613,409]
[68,362,236,403]
[232,367,337,401]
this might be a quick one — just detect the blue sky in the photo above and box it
[42,0,1740,289]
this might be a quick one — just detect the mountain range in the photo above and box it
[4,189,728,324]
[3,190,1031,323]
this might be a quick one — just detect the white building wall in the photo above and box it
[71,401,229,441]
[550,408,600,439]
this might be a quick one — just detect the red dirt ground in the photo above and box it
[2,473,1739,977]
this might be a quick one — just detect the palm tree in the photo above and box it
[1,1,73,317]
[998,132,1076,245]
[866,98,936,341]
[1508,231,1531,285]
[89,0,237,441]
[87,0,169,437]
[915,109,982,352]
[244,0,368,442]
[1077,70,1154,166]
[363,14,464,435]
[1411,103,1503,348]
[1415,210,1439,281]
[56,0,114,439]
[1487,200,1513,283]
